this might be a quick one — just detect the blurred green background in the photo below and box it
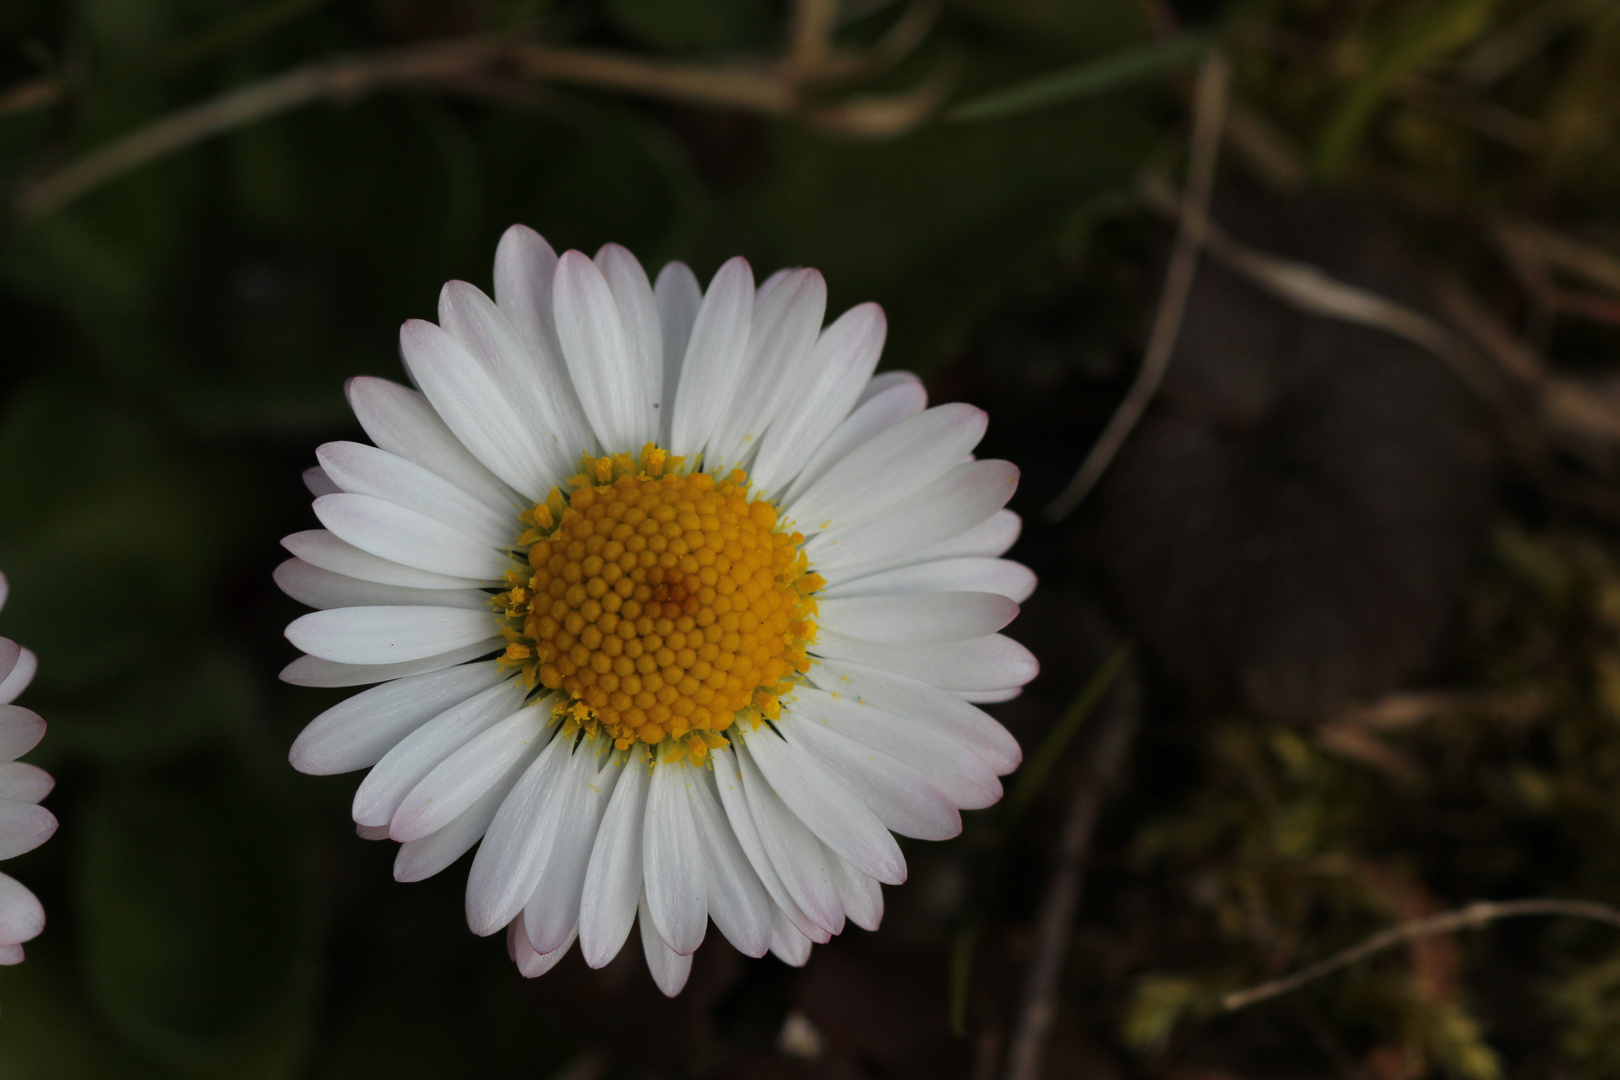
[6,0,1620,1077]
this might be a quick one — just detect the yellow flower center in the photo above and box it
[494,445,823,763]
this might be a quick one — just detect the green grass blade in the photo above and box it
[1002,641,1134,829]
[947,35,1210,123]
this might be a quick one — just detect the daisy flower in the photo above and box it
[0,572,58,970]
[279,228,1036,995]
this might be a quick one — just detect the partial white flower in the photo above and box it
[280,228,1036,995]
[0,572,58,969]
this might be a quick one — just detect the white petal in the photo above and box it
[821,557,1035,603]
[440,280,592,481]
[291,662,510,776]
[0,706,44,764]
[522,742,612,953]
[0,648,35,705]
[787,403,986,534]
[909,508,1022,562]
[639,889,693,997]
[493,226,562,367]
[493,228,600,463]
[274,559,489,612]
[669,257,754,458]
[580,745,650,968]
[282,530,485,590]
[733,743,845,936]
[808,657,1021,775]
[303,466,341,497]
[961,687,1021,704]
[817,591,1018,645]
[553,251,658,451]
[508,917,576,978]
[654,262,702,446]
[785,716,959,840]
[710,747,830,944]
[0,573,7,613]
[400,319,554,500]
[350,680,529,827]
[782,378,925,504]
[856,370,922,407]
[356,823,391,840]
[757,268,796,300]
[789,685,1004,809]
[287,605,499,667]
[465,734,573,936]
[393,739,544,883]
[741,732,904,886]
[0,763,52,805]
[317,441,513,545]
[314,493,509,582]
[596,244,663,438]
[0,942,23,964]
[705,269,827,472]
[824,847,883,931]
[390,702,550,841]
[805,460,1019,576]
[278,639,500,688]
[811,630,1037,694]
[0,872,44,945]
[688,768,772,958]
[751,303,888,495]
[0,642,19,697]
[346,376,522,514]
[768,906,813,967]
[642,761,707,955]
[0,798,56,860]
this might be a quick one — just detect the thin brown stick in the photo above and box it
[15,39,505,218]
[0,75,61,118]
[1222,898,1620,1013]
[1000,659,1140,1080]
[15,25,945,220]
[1495,220,1620,298]
[788,0,841,77]
[1224,100,1307,192]
[810,0,943,85]
[1044,52,1229,521]
[510,42,792,112]
[1136,175,1546,467]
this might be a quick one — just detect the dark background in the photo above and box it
[5,1,1620,1078]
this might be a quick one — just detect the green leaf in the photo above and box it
[606,0,774,52]
[77,759,319,1077]
[43,649,261,766]
[947,35,1211,122]
[0,936,170,1079]
[741,95,1158,377]
[0,382,270,692]
[948,0,1153,57]
[1315,0,1501,177]
[1121,974,1213,1053]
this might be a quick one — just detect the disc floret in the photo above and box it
[494,445,823,763]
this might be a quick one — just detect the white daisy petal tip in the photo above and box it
[0,581,54,976]
[0,706,46,764]
[279,231,1037,995]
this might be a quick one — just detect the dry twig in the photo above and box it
[0,75,60,118]
[1136,174,1554,472]
[1495,220,1620,298]
[1044,52,1230,521]
[1223,898,1620,1012]
[12,0,945,220]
